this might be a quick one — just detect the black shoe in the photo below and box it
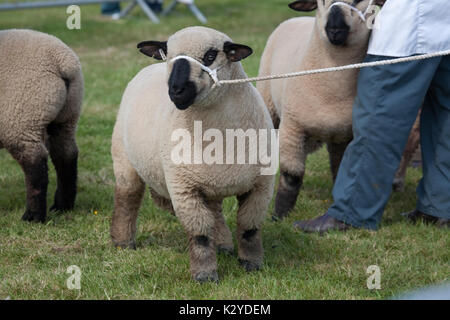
[402,209,449,228]
[293,213,353,234]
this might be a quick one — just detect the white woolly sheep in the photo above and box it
[110,26,275,282]
[0,29,83,222]
[256,0,423,219]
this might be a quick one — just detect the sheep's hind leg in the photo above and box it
[47,122,79,212]
[110,138,145,249]
[236,176,273,272]
[327,141,349,183]
[172,190,218,282]
[8,141,49,223]
[273,119,306,219]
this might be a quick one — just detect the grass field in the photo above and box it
[0,0,448,300]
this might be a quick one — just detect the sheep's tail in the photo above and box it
[53,45,84,123]
[64,66,84,122]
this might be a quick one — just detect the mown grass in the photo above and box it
[0,0,448,300]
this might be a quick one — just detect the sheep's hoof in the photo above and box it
[238,259,262,272]
[21,210,46,223]
[193,271,219,283]
[113,242,136,250]
[392,179,405,192]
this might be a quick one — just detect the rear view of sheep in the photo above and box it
[0,29,83,222]
[257,0,393,219]
[111,26,275,282]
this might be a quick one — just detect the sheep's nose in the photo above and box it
[328,28,345,36]
[170,84,185,96]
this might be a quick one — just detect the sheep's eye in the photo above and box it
[203,49,218,66]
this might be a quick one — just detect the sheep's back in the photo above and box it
[261,17,315,116]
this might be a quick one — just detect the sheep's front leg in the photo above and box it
[111,141,145,249]
[172,191,218,282]
[236,176,274,271]
[209,200,233,255]
[9,142,49,223]
[274,117,306,219]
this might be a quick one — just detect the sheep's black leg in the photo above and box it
[47,123,78,212]
[9,143,49,223]
[273,171,303,219]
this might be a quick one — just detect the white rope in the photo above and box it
[217,49,450,86]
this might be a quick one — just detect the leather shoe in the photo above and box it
[402,209,449,228]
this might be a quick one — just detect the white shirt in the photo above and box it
[368,0,450,57]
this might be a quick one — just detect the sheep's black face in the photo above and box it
[168,58,197,110]
[325,6,350,46]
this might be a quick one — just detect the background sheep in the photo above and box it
[256,0,420,219]
[0,29,83,222]
[111,26,275,282]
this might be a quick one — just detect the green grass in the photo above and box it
[0,0,448,300]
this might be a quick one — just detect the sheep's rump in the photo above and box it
[0,29,83,145]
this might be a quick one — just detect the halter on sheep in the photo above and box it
[328,0,374,22]
[170,55,223,85]
[160,48,224,87]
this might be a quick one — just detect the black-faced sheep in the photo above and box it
[256,0,423,219]
[110,26,275,282]
[0,29,83,222]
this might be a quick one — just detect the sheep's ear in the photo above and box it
[374,0,386,6]
[137,41,167,60]
[288,0,317,12]
[223,42,253,62]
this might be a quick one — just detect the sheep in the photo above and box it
[256,0,421,219]
[0,29,83,223]
[110,26,275,282]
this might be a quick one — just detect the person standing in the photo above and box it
[295,0,450,232]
